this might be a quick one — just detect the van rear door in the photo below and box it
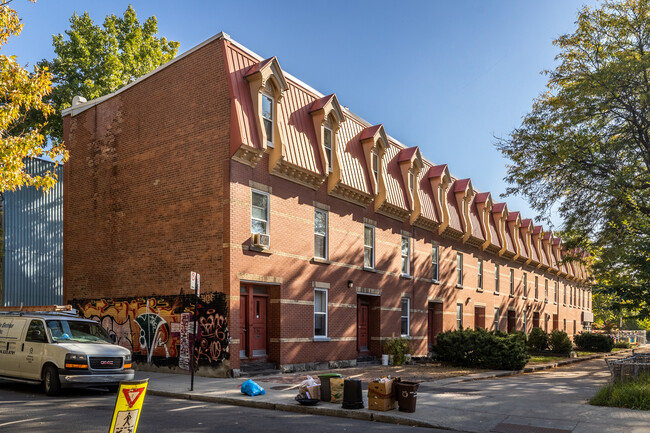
[0,317,27,377]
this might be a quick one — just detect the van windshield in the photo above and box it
[46,320,112,344]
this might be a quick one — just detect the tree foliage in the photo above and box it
[0,0,66,192]
[37,4,180,143]
[496,0,650,317]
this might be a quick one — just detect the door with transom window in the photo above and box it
[240,285,268,360]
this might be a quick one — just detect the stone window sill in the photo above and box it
[313,336,331,342]
[311,257,331,265]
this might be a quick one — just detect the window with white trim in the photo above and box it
[523,273,528,298]
[535,275,539,300]
[409,171,415,196]
[477,258,483,290]
[323,127,333,172]
[509,269,514,295]
[432,244,439,281]
[372,151,379,185]
[251,190,269,234]
[456,303,463,330]
[314,288,328,337]
[554,281,558,304]
[494,307,500,331]
[544,279,549,302]
[563,284,567,305]
[523,310,527,333]
[456,252,463,286]
[314,208,328,260]
[401,236,410,276]
[364,225,375,269]
[495,264,500,293]
[401,298,410,336]
[262,94,274,147]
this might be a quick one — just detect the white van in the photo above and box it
[0,310,134,395]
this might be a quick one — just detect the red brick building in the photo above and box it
[62,33,593,376]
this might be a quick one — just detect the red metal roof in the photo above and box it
[384,144,409,210]
[397,147,418,163]
[492,202,506,213]
[453,178,471,193]
[475,192,490,203]
[360,124,383,141]
[244,57,275,77]
[428,164,448,178]
[309,94,336,113]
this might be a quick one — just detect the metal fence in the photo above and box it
[606,351,650,383]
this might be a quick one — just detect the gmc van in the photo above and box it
[0,310,134,395]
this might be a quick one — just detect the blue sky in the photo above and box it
[7,0,600,230]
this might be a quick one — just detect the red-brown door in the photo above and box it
[240,294,248,359]
[251,296,267,357]
[507,310,516,333]
[358,303,369,353]
[428,302,444,349]
[553,314,559,331]
[474,306,486,329]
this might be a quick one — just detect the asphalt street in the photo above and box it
[0,380,454,433]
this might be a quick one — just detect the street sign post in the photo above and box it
[190,271,200,391]
[108,379,148,433]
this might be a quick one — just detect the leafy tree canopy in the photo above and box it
[497,0,650,317]
[1,0,65,192]
[38,4,180,143]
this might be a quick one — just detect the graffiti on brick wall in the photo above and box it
[74,293,229,368]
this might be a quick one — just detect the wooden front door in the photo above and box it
[357,302,369,353]
[240,285,268,360]
[507,310,516,333]
[474,306,486,329]
[251,296,267,357]
[552,314,559,331]
[428,302,444,350]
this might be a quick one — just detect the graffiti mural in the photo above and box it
[74,293,229,368]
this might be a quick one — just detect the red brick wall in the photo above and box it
[63,40,231,311]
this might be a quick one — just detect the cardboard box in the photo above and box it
[368,379,395,399]
[368,397,398,411]
[304,385,320,400]
[330,377,345,403]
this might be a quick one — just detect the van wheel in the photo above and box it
[44,365,61,396]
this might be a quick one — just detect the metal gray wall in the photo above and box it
[2,158,63,306]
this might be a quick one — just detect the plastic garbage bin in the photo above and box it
[395,380,419,413]
[342,378,364,409]
[318,373,343,402]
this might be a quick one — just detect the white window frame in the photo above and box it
[523,310,527,333]
[563,284,567,306]
[544,279,549,303]
[323,126,333,172]
[372,151,379,185]
[456,252,463,286]
[554,281,558,304]
[495,264,500,293]
[401,236,410,276]
[523,273,528,299]
[456,303,463,330]
[494,307,500,331]
[251,189,269,235]
[432,243,439,282]
[534,276,539,300]
[477,258,483,290]
[314,208,328,260]
[262,93,274,148]
[401,298,410,337]
[314,288,328,338]
[509,269,515,295]
[409,171,415,196]
[364,224,375,270]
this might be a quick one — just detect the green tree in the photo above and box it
[37,4,180,144]
[1,0,66,192]
[496,0,650,318]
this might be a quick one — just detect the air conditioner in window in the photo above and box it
[252,233,270,249]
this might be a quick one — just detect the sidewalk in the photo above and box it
[135,348,648,433]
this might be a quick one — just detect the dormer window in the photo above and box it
[324,127,333,172]
[372,151,379,184]
[262,94,274,148]
[409,171,415,195]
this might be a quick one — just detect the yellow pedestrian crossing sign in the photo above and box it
[109,379,148,433]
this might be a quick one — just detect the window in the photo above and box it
[409,171,415,196]
[509,269,514,295]
[523,273,528,298]
[251,190,269,234]
[494,307,500,331]
[401,298,410,336]
[364,225,375,269]
[554,281,558,304]
[262,94,274,147]
[563,318,566,331]
[535,276,539,300]
[314,209,328,259]
[323,127,333,172]
[314,288,328,337]
[26,319,46,342]
[523,310,527,333]
[456,253,463,286]
[477,259,483,290]
[564,284,567,305]
[495,264,500,293]
[544,279,549,302]
[401,236,410,276]
[372,151,379,184]
[432,244,439,281]
[456,303,463,330]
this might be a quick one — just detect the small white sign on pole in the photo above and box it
[190,272,196,291]
[196,273,200,297]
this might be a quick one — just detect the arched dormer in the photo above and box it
[428,165,451,235]
[520,219,534,265]
[506,211,522,261]
[395,147,423,224]
[244,57,289,167]
[474,192,493,250]
[453,179,474,243]
[359,124,388,200]
[309,94,345,175]
[492,202,509,256]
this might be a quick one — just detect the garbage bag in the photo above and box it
[241,379,266,396]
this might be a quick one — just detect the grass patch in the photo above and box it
[590,374,650,410]
[528,356,562,363]
[576,351,597,357]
